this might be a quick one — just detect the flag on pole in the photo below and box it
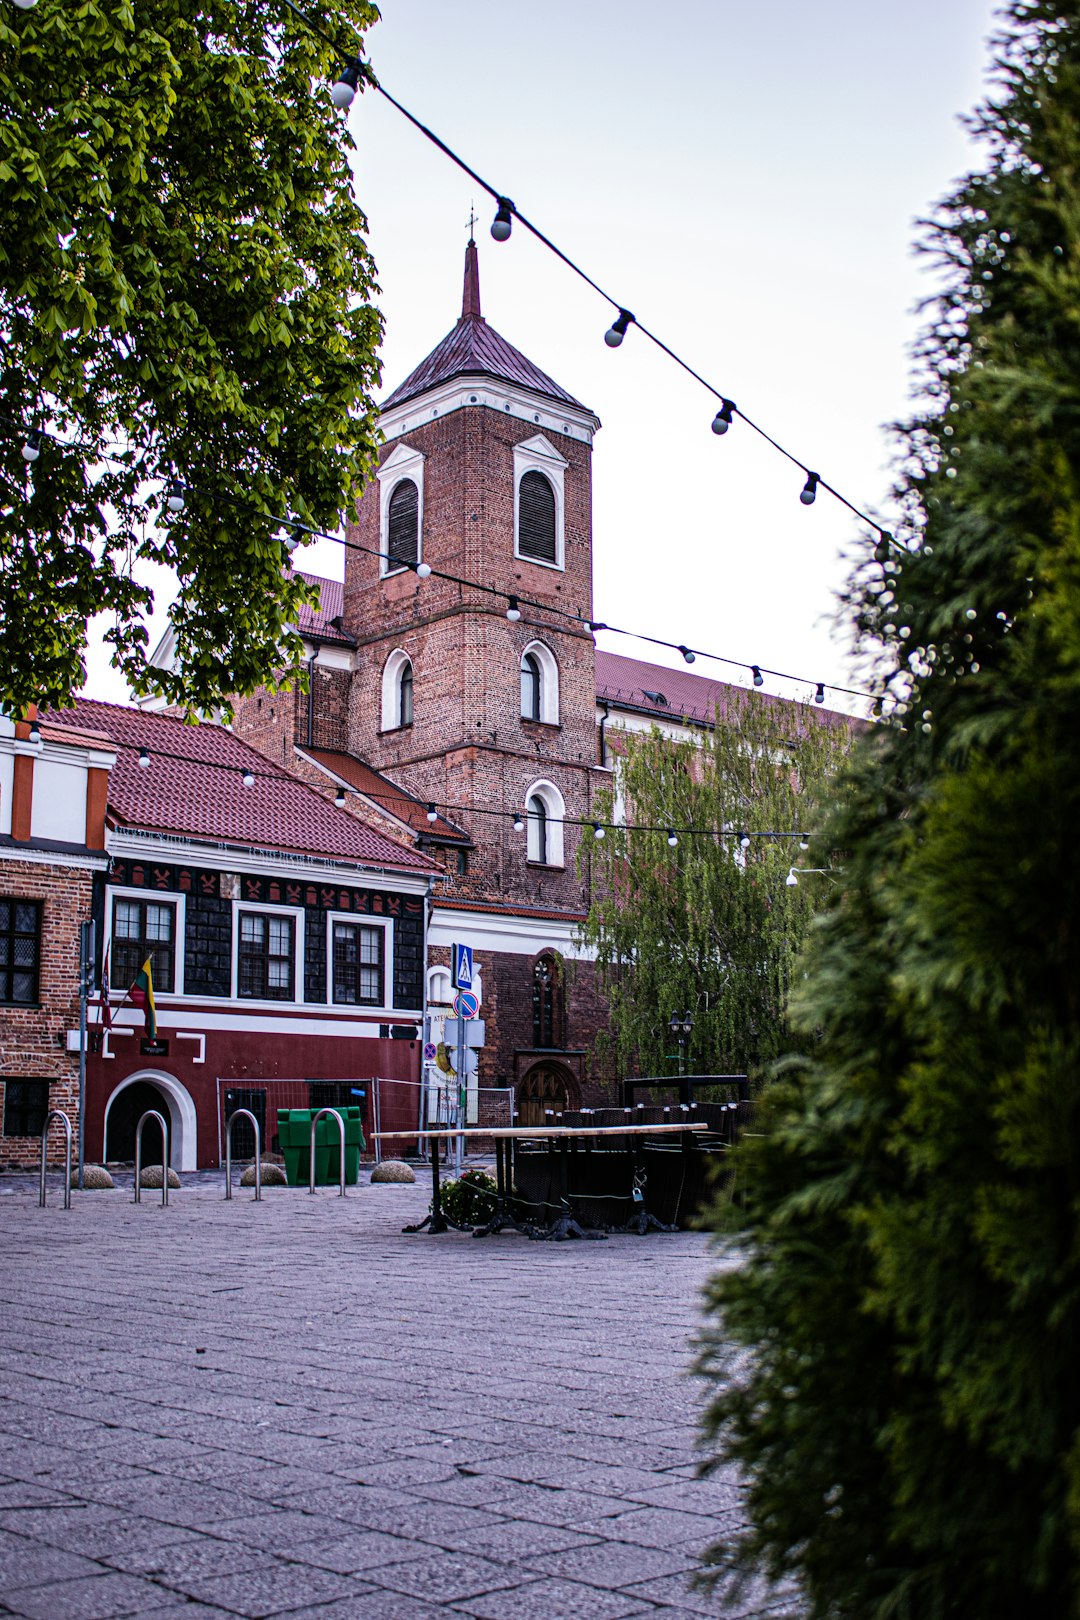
[128,958,157,1038]
[97,942,112,1030]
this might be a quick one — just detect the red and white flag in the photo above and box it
[97,942,112,1030]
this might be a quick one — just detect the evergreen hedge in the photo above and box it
[698,6,1080,1616]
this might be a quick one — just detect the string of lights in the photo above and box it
[2,415,883,711]
[22,720,817,850]
[276,0,901,547]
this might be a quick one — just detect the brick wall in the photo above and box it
[0,860,95,1167]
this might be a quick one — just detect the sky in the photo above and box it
[83,0,1002,714]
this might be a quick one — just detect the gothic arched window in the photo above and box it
[517,471,557,563]
[386,479,419,570]
[381,649,414,731]
[532,954,563,1048]
[521,652,542,721]
[398,660,413,727]
[525,780,565,866]
[528,795,547,864]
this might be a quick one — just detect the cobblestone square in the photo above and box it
[0,1171,783,1618]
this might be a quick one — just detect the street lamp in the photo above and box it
[669,1009,693,1079]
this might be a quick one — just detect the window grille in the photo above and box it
[0,899,41,1005]
[518,471,556,562]
[332,922,384,1006]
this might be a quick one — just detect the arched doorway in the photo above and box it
[102,1071,198,1169]
[517,1062,575,1127]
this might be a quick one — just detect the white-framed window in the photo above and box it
[231,901,302,1004]
[327,913,390,1008]
[525,779,565,867]
[381,648,414,731]
[514,434,567,571]
[520,640,560,724]
[377,442,425,577]
[106,886,187,998]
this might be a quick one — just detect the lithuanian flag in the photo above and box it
[128,958,157,1038]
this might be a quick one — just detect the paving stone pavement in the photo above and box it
[0,1168,797,1619]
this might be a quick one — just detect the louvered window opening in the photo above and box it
[387,479,419,569]
[518,471,557,562]
[521,652,542,720]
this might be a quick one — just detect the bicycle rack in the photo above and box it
[134,1110,171,1206]
[38,1110,73,1209]
[308,1107,347,1197]
[224,1108,262,1201]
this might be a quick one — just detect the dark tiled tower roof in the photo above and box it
[381,239,589,414]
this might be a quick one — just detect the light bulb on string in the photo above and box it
[331,62,361,109]
[426,803,438,823]
[678,645,696,665]
[27,720,42,748]
[11,0,38,10]
[165,480,185,513]
[800,472,820,506]
[21,429,41,463]
[506,595,521,622]
[335,788,346,808]
[666,829,678,847]
[415,561,432,579]
[786,868,799,887]
[512,811,525,833]
[799,836,809,851]
[711,400,735,435]
[739,830,751,849]
[593,822,605,840]
[814,683,826,705]
[490,198,514,242]
[751,665,763,687]
[241,768,255,788]
[604,309,634,348]
[138,747,151,769]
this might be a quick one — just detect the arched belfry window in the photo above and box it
[519,641,559,725]
[381,649,414,732]
[525,780,565,866]
[518,471,556,563]
[532,954,564,1049]
[386,479,419,571]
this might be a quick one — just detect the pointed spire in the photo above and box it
[462,237,482,321]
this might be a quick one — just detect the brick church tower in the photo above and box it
[342,240,605,923]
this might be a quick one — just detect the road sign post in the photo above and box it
[451,944,474,1171]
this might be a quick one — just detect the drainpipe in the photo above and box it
[598,700,610,767]
[306,651,315,748]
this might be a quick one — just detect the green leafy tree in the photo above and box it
[578,693,851,1081]
[698,7,1080,1616]
[0,0,381,715]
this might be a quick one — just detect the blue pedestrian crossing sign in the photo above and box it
[452,942,474,991]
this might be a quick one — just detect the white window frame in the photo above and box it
[520,639,560,725]
[381,648,414,733]
[326,911,392,1011]
[377,442,425,578]
[427,965,453,1006]
[514,434,567,572]
[105,886,187,1000]
[231,900,303,1007]
[525,778,566,868]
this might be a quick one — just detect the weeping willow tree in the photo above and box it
[698,6,1080,1617]
[578,692,852,1080]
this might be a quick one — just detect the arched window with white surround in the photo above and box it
[519,641,559,725]
[376,441,425,578]
[381,649,414,732]
[525,780,565,867]
[427,966,452,1006]
[513,434,567,571]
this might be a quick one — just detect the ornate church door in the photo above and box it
[517,1065,569,1127]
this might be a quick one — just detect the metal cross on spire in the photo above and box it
[466,202,478,243]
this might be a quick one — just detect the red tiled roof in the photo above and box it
[299,748,470,844]
[436,896,587,925]
[48,700,436,873]
[293,572,353,646]
[595,650,854,729]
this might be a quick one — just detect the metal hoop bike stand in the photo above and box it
[224,1108,262,1201]
[308,1107,347,1197]
[38,1110,73,1209]
[134,1110,171,1206]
